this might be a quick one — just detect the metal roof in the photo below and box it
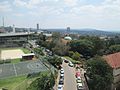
[0,32,31,37]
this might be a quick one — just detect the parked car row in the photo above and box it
[58,68,64,90]
[76,70,84,90]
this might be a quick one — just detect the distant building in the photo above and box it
[0,28,5,33]
[0,33,32,48]
[104,52,120,90]
[67,27,70,35]
[37,23,39,30]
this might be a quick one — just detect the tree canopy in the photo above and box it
[27,72,55,90]
[86,56,113,90]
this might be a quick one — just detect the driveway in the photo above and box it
[62,62,77,90]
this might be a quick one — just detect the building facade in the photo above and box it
[104,52,120,90]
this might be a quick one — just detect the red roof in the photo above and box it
[104,52,120,69]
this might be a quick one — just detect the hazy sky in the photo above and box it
[0,0,120,31]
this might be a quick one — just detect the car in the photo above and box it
[68,61,74,67]
[77,78,82,83]
[60,73,64,77]
[58,84,63,90]
[76,72,81,78]
[77,76,82,80]
[77,82,83,90]
[60,68,64,74]
[64,59,69,63]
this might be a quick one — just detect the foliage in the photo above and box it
[27,73,55,90]
[69,39,94,58]
[86,56,113,90]
[108,45,120,53]
[34,48,44,56]
[47,56,62,68]
[52,40,70,56]
[68,51,81,61]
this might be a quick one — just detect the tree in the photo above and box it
[52,40,70,56]
[108,45,120,54]
[86,56,113,90]
[69,39,94,58]
[68,51,81,61]
[48,56,62,68]
[27,72,55,90]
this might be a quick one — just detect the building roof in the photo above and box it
[22,53,35,56]
[0,32,31,37]
[64,36,72,40]
[104,52,120,69]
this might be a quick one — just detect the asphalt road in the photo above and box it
[62,62,77,90]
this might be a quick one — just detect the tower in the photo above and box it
[37,23,39,30]
[67,27,70,35]
[2,17,4,27]
[13,24,15,33]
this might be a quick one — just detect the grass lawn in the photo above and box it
[11,58,21,64]
[0,71,50,90]
[0,75,26,90]
[64,56,81,64]
[21,48,31,54]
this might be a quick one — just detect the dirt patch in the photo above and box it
[1,49,24,60]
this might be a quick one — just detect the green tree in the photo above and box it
[27,73,55,90]
[109,45,120,53]
[48,56,62,68]
[69,39,94,58]
[86,56,113,90]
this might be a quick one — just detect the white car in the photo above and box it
[58,84,63,90]
[77,82,83,90]
[77,78,82,83]
[60,68,64,74]
[68,61,74,67]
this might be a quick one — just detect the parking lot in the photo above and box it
[0,60,48,79]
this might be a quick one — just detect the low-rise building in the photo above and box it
[104,52,120,90]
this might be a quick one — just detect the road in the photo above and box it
[62,62,77,90]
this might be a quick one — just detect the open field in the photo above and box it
[1,49,24,60]
[0,48,31,60]
[0,71,49,90]
[0,75,26,90]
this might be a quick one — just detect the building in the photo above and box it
[0,33,32,48]
[37,23,39,30]
[22,53,35,60]
[104,52,120,90]
[64,36,72,40]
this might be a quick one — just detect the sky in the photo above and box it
[0,0,120,31]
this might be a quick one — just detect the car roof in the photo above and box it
[78,83,83,86]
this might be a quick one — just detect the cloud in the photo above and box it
[64,0,78,6]
[0,1,12,12]
[14,0,41,9]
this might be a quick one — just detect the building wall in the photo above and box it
[112,68,120,90]
[0,35,28,48]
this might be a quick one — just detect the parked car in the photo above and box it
[76,72,81,78]
[58,84,63,90]
[77,78,82,83]
[68,61,74,67]
[64,59,69,63]
[60,68,64,74]
[77,82,83,90]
